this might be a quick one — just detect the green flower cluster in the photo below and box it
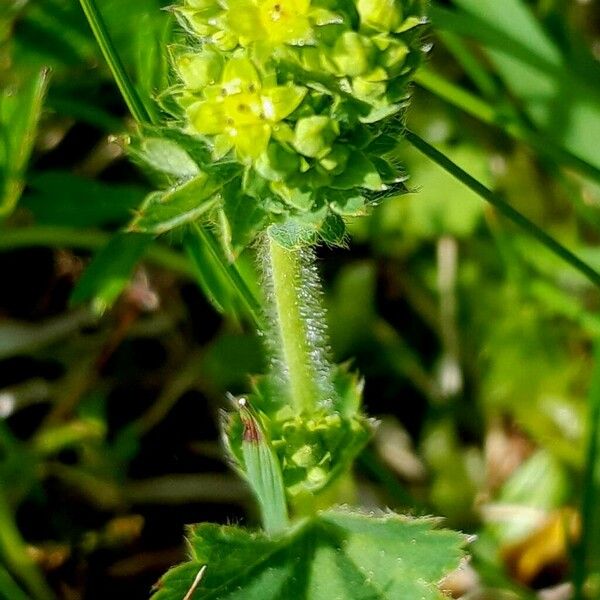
[171,0,427,244]
[271,411,371,498]
[225,365,373,505]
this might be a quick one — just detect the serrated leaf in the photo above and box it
[152,509,465,600]
[130,166,239,234]
[70,232,151,313]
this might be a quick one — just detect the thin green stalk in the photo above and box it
[404,129,600,289]
[414,68,600,185]
[0,492,53,600]
[573,344,600,599]
[78,0,155,125]
[264,234,329,414]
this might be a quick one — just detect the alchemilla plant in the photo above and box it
[132,0,426,248]
[123,0,467,597]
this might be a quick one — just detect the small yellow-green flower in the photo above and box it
[227,0,315,46]
[179,0,343,50]
[186,57,307,160]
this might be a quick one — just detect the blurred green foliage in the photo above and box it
[1,0,600,598]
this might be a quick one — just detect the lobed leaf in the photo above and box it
[151,509,466,600]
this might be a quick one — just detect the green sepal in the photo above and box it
[129,163,240,234]
[218,183,268,258]
[125,125,212,186]
[331,152,385,191]
[293,116,339,159]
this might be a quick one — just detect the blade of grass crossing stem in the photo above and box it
[404,130,600,289]
[436,32,498,99]
[78,0,155,125]
[573,343,600,599]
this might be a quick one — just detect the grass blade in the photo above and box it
[0,68,50,218]
[0,492,54,600]
[573,343,600,599]
[404,129,600,288]
[0,564,31,600]
[77,0,154,125]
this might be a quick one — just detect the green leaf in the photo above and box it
[319,213,346,246]
[129,167,238,234]
[0,67,49,219]
[23,171,146,227]
[70,232,152,313]
[151,509,465,600]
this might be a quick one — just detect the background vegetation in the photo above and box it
[1,0,600,598]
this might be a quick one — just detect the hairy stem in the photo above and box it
[263,232,333,414]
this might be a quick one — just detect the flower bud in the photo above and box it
[255,143,300,182]
[332,32,376,77]
[356,0,403,33]
[319,144,350,175]
[174,51,224,91]
[293,116,339,158]
[381,38,409,77]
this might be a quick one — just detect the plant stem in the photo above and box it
[263,233,331,414]
[573,343,600,599]
[404,130,600,289]
[0,492,54,600]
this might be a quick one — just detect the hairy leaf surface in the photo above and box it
[152,509,465,600]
